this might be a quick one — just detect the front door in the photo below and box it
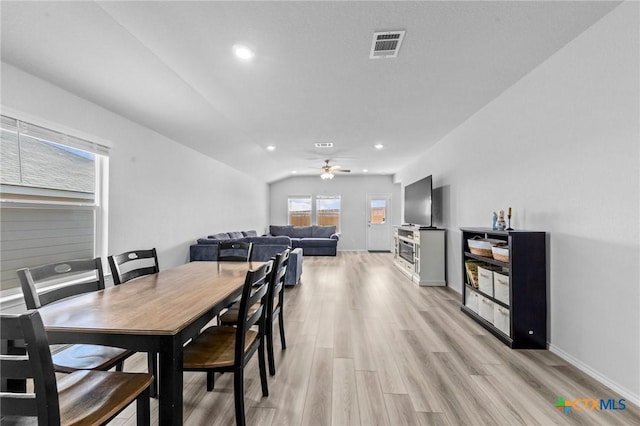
[366,194,391,251]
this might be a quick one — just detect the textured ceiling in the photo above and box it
[0,1,620,183]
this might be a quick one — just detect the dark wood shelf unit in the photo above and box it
[460,227,547,349]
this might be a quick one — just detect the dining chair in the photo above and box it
[16,258,134,373]
[108,248,159,285]
[108,248,160,397]
[221,249,290,375]
[0,310,153,425]
[183,260,273,426]
[217,241,253,262]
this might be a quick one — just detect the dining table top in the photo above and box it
[38,261,265,336]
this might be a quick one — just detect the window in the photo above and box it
[370,198,387,224]
[0,115,109,297]
[316,195,341,231]
[288,196,311,226]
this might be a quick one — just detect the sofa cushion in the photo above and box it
[237,236,291,246]
[209,232,231,240]
[242,230,258,237]
[298,238,338,248]
[228,231,244,239]
[197,238,219,245]
[270,225,293,236]
[250,244,289,262]
[291,226,312,238]
[311,225,336,238]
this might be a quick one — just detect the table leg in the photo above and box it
[158,336,183,426]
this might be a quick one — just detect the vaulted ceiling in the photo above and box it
[1,1,619,182]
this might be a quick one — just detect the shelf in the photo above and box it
[460,228,547,349]
[464,252,508,268]
[464,284,509,309]
[460,305,513,347]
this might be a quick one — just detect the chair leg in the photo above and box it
[116,360,124,372]
[148,352,157,398]
[266,320,276,376]
[258,335,269,397]
[233,369,246,426]
[278,310,287,350]
[207,371,215,391]
[136,386,151,426]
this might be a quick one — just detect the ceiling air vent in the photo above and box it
[315,142,333,148]
[370,31,406,59]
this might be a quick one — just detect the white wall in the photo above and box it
[1,63,269,272]
[395,2,639,404]
[269,175,401,251]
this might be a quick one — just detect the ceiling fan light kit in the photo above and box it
[320,172,334,180]
[318,159,350,179]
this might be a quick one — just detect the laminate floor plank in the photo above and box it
[383,393,423,426]
[316,300,336,349]
[301,347,334,426]
[107,252,637,425]
[355,370,392,426]
[364,317,408,394]
[389,328,446,413]
[332,358,361,426]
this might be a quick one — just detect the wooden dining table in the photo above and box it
[37,261,265,426]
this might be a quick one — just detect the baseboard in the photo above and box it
[548,343,640,407]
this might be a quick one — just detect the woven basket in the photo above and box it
[468,237,494,258]
[491,245,509,262]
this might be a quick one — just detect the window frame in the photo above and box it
[0,113,110,302]
[287,195,312,226]
[315,195,341,232]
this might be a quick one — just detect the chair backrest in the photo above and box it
[268,249,290,316]
[234,260,273,363]
[218,241,253,262]
[0,310,61,424]
[17,258,105,309]
[108,248,159,285]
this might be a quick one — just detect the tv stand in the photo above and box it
[393,225,446,286]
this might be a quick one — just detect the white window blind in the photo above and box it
[0,115,109,297]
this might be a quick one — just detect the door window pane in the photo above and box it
[370,199,387,224]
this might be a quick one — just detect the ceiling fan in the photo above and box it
[318,160,350,180]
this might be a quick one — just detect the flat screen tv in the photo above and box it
[403,175,433,228]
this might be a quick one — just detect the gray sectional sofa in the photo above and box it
[189,230,303,286]
[268,225,339,256]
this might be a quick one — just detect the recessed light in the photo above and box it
[363,169,368,173]
[374,143,384,150]
[266,145,276,151]
[291,170,297,174]
[233,44,254,61]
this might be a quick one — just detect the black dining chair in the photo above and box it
[183,260,273,426]
[218,241,253,262]
[221,249,290,375]
[108,248,160,397]
[0,310,153,425]
[16,258,133,374]
[108,248,159,285]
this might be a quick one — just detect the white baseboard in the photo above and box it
[548,343,640,407]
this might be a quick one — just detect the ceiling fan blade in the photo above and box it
[336,169,351,173]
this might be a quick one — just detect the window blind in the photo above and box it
[0,115,109,297]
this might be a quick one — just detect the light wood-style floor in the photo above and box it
[112,251,639,425]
